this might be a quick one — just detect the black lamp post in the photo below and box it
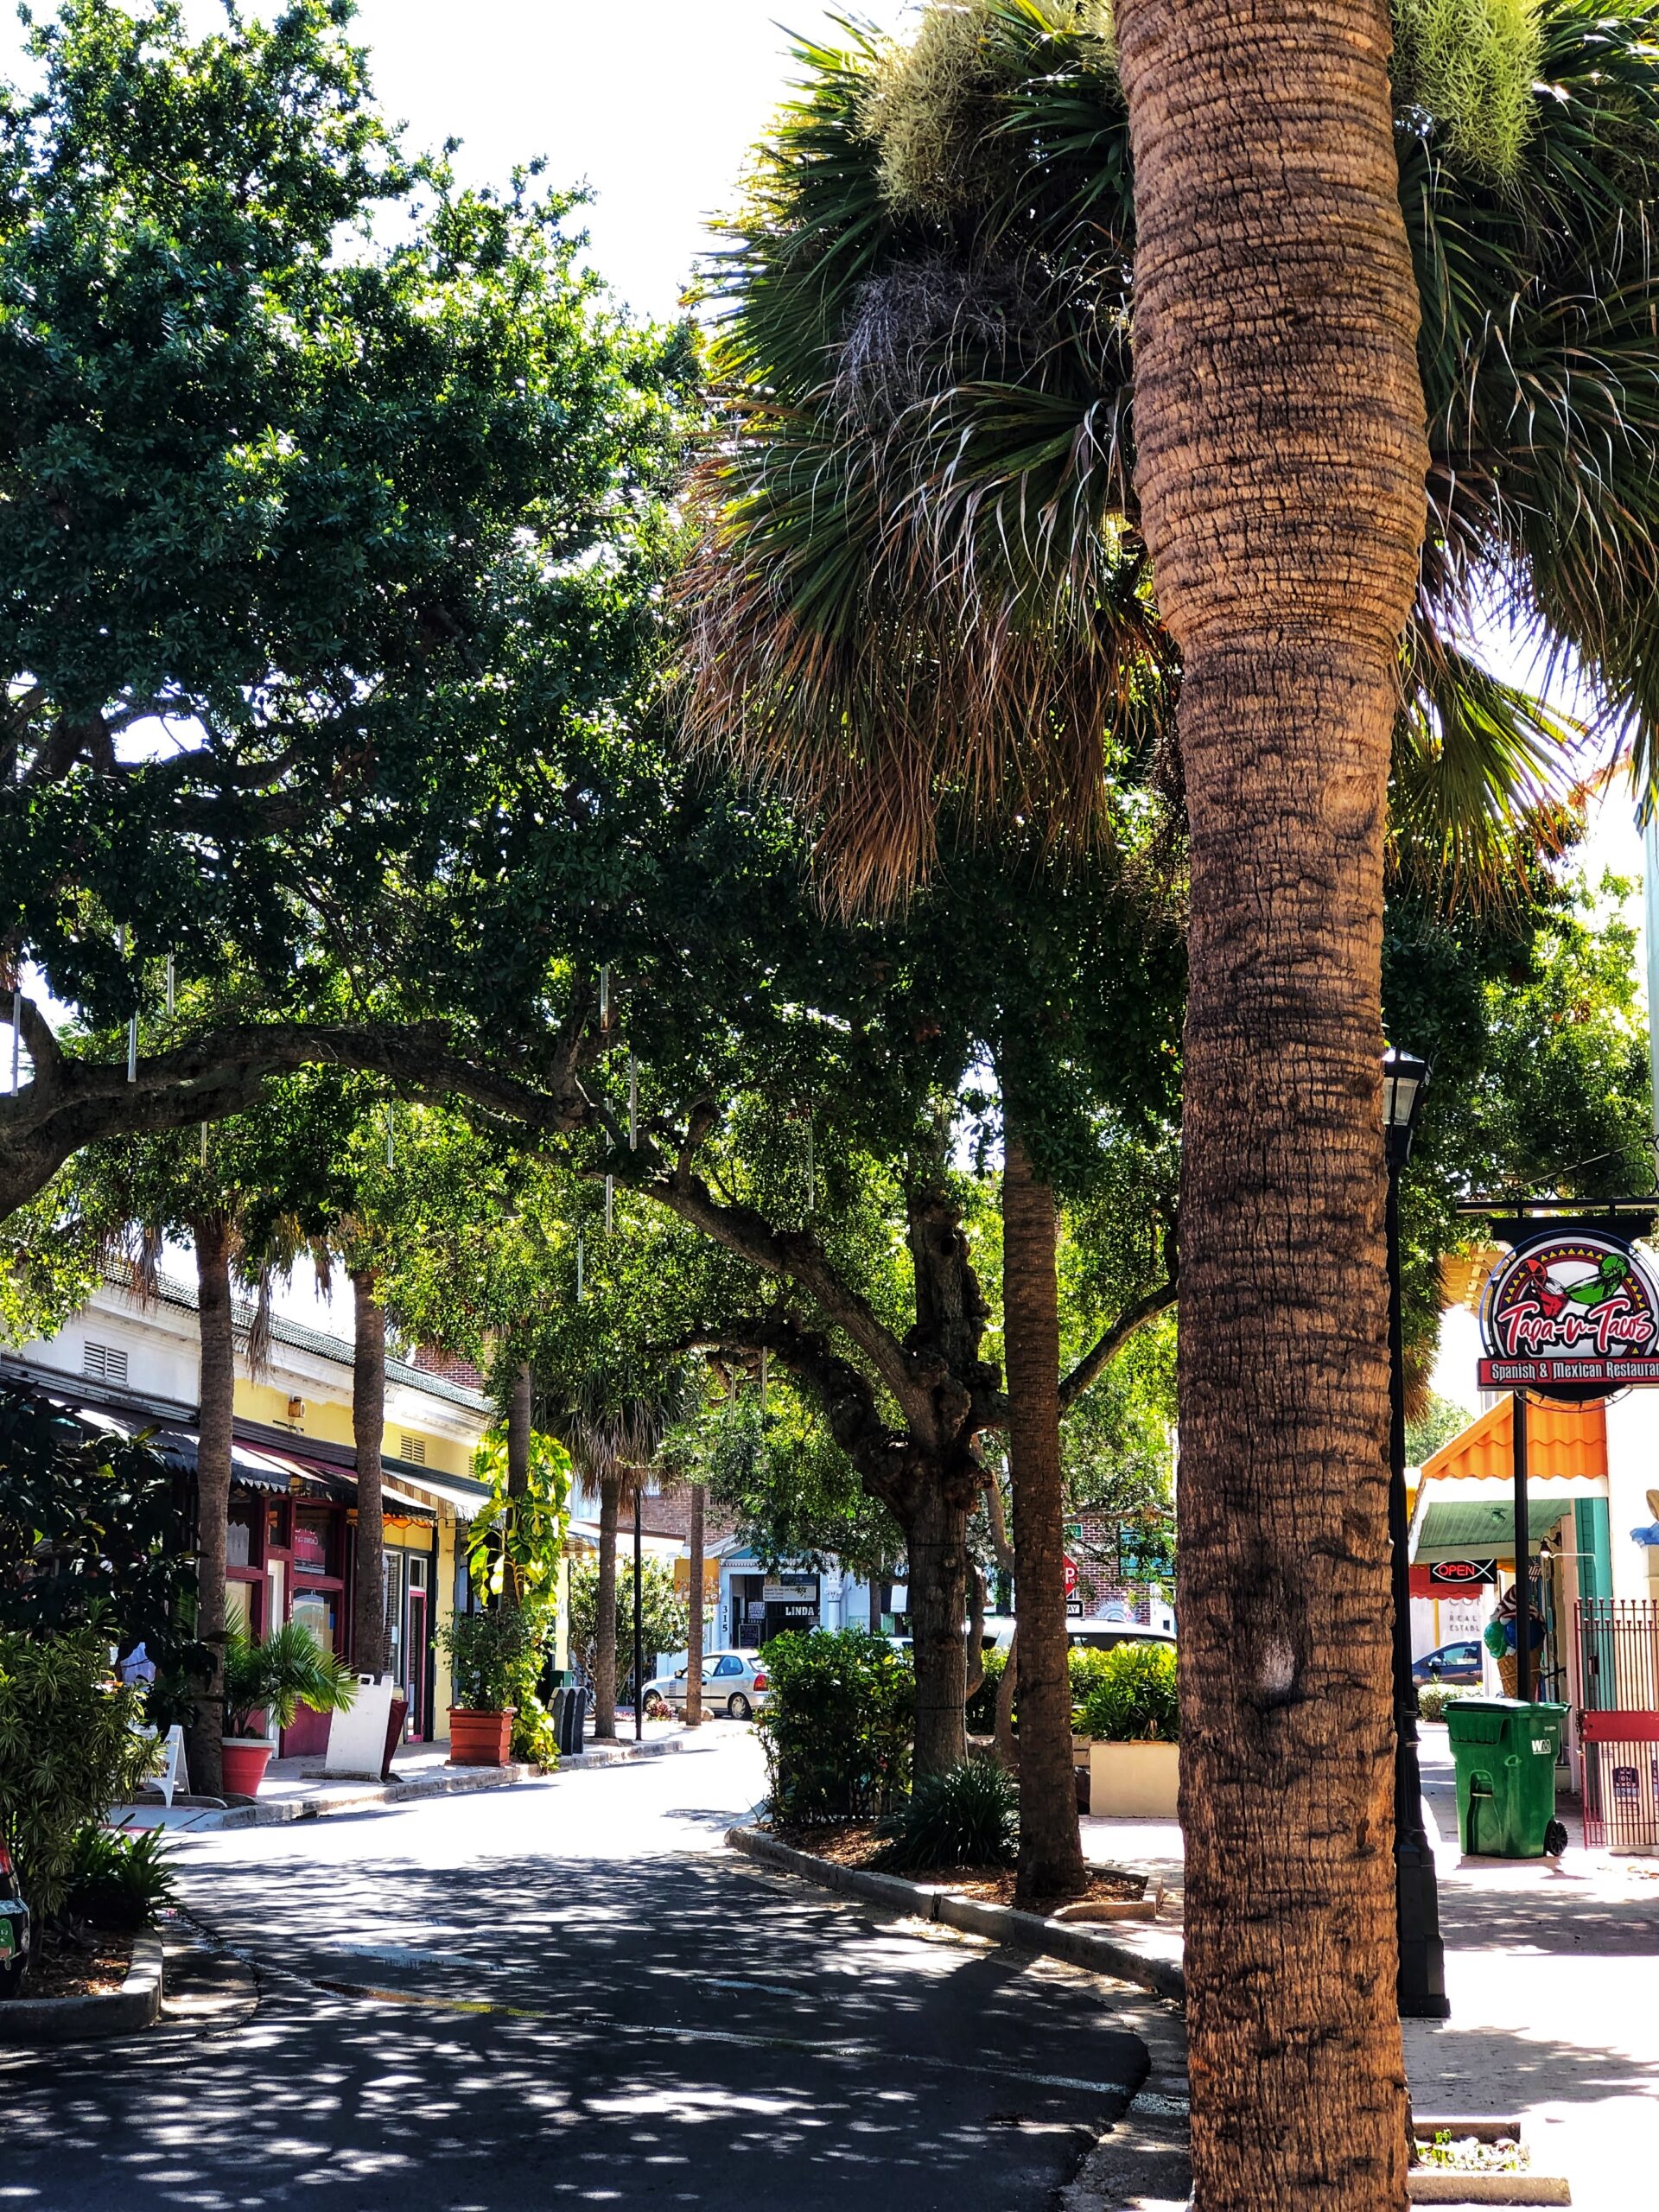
[1383,1046,1450,2019]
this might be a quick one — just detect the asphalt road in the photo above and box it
[3,1728,1149,2211]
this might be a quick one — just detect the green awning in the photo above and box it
[1415,1498,1569,1564]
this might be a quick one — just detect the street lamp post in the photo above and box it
[1382,1047,1450,2019]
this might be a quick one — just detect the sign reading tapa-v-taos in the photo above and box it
[1478,1230,1659,1400]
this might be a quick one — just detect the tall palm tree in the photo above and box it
[687,4,1659,2194]
[548,1365,695,1739]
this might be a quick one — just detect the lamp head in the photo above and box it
[1382,1047,1432,1166]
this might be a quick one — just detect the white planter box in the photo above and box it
[1088,1738,1179,1819]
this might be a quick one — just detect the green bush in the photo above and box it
[1079,1643,1179,1744]
[1417,1684,1454,1726]
[439,1606,540,1712]
[756,1629,914,1826]
[0,1630,155,1922]
[965,1643,1007,1732]
[875,1757,1020,1872]
[1069,1646,1118,1710]
[62,1822,176,1929]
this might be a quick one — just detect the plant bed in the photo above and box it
[17,1929,134,2000]
[770,1821,1147,1908]
[1413,2133,1529,2175]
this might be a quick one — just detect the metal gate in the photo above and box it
[1576,1599,1659,1848]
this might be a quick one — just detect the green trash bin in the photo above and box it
[1446,1698,1568,1858]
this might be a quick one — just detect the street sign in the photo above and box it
[1477,1229,1659,1401]
[1062,1555,1079,1597]
[1065,1599,1084,1617]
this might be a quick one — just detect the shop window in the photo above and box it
[226,1502,259,1569]
[291,1590,337,1655]
[291,1510,333,1575]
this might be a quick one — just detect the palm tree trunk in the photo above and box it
[1116,5,1427,2203]
[504,1358,532,1609]
[351,1270,388,1678]
[686,1481,705,1727]
[594,1471,620,1738]
[1001,1128,1085,1903]
[189,1213,234,1798]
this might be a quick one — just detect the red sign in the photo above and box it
[1478,1231,1659,1402]
[1063,1556,1079,1598]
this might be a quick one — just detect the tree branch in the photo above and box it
[671,1311,911,1505]
[0,1020,590,1222]
[1056,1276,1178,1414]
[643,1159,924,1422]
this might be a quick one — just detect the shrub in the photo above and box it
[875,1757,1020,1871]
[1068,1645,1118,1710]
[965,1643,1007,1732]
[439,1607,540,1712]
[1417,1684,1454,1726]
[222,1623,357,1738]
[0,1630,154,1922]
[62,1823,176,1929]
[1079,1643,1179,1743]
[756,1629,914,1825]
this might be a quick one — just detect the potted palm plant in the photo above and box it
[1080,1643,1180,1820]
[439,1608,536,1766]
[221,1623,358,1796]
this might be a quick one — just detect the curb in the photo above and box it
[201,1759,545,1829]
[0,1929,163,2044]
[724,1825,1186,2003]
[186,1731,694,1829]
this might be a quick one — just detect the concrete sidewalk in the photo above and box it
[118,1718,729,1832]
[1079,1728,1659,2210]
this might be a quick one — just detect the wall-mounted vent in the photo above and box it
[83,1341,129,1386]
[399,1434,427,1465]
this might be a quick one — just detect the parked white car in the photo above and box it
[641,1650,772,1721]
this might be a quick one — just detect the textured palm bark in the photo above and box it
[1002,1131,1086,1904]
[504,1358,532,1610]
[188,1214,233,1798]
[686,1481,706,1726]
[594,1471,620,1738]
[1116,6,1427,2205]
[350,1273,388,1678]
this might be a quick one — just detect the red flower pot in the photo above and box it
[448,1708,514,1766]
[220,1738,272,1796]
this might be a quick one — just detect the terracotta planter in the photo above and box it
[448,1707,514,1766]
[220,1738,273,1796]
[1088,1738,1179,1819]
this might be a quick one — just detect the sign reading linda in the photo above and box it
[1478,1230,1659,1398]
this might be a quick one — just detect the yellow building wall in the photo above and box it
[233,1377,477,1477]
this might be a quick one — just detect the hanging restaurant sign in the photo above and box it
[1478,1229,1659,1398]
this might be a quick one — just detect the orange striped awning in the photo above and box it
[1421,1395,1608,1486]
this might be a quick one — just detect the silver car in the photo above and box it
[642,1650,772,1722]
